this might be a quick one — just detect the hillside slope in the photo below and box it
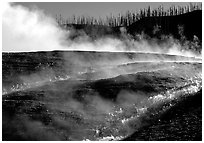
[64,10,202,42]
[127,10,202,40]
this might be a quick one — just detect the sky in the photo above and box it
[15,2,200,20]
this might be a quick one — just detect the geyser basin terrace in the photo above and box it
[2,51,201,94]
[2,51,202,141]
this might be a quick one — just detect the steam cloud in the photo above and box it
[2,2,201,58]
[2,2,68,52]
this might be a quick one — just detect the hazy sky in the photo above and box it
[15,2,199,20]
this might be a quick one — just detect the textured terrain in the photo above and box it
[2,51,202,141]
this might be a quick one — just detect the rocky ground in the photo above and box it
[2,51,202,141]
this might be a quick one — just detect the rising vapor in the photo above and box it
[2,2,68,52]
[2,2,201,59]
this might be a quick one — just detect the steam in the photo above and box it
[2,2,202,95]
[2,2,201,59]
[2,2,202,97]
[2,2,68,52]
